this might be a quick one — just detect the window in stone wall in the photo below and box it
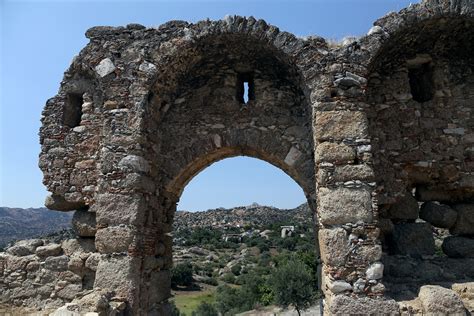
[63,93,83,127]
[236,73,255,104]
[408,62,434,103]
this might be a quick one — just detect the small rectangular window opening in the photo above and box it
[63,93,83,128]
[243,82,250,104]
[408,62,434,103]
[237,73,255,104]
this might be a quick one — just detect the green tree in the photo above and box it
[269,260,316,316]
[171,262,194,288]
[191,302,218,316]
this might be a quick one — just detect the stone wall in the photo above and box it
[1,0,473,314]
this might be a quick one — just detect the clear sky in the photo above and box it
[0,0,417,210]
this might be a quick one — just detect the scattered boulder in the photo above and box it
[451,204,474,236]
[387,193,419,221]
[442,236,474,258]
[420,201,457,228]
[418,285,466,315]
[388,223,435,256]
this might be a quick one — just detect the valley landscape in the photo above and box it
[0,203,320,315]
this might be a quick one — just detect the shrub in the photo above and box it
[171,262,194,287]
[221,273,236,284]
[202,277,219,286]
[191,302,218,316]
[269,260,316,316]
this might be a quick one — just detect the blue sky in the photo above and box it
[0,0,416,210]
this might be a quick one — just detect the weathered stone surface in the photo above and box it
[95,58,115,77]
[315,142,355,164]
[93,193,146,226]
[366,262,384,280]
[452,282,474,313]
[388,223,435,256]
[95,227,133,253]
[314,111,368,141]
[6,239,43,256]
[387,193,419,221]
[62,238,96,256]
[332,164,375,182]
[319,228,349,267]
[318,187,373,225]
[44,255,69,271]
[442,236,474,258]
[72,210,96,237]
[328,280,352,294]
[418,285,466,315]
[329,295,399,315]
[451,204,474,236]
[36,243,62,257]
[94,256,141,298]
[420,201,457,229]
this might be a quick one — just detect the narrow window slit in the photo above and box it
[408,62,434,103]
[237,73,255,104]
[63,93,83,128]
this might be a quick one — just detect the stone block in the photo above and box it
[420,201,457,229]
[388,223,435,256]
[72,210,97,237]
[442,236,474,258]
[332,164,375,182]
[451,204,474,236]
[95,226,133,253]
[36,243,62,257]
[314,111,368,141]
[452,282,474,312]
[148,270,171,305]
[319,228,349,267]
[62,238,96,256]
[315,142,355,164]
[44,255,69,271]
[318,187,373,225]
[94,255,141,299]
[329,295,399,315]
[418,285,466,315]
[6,239,43,256]
[387,193,419,221]
[85,253,101,271]
[93,193,146,226]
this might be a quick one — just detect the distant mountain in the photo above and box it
[174,203,313,230]
[0,207,73,248]
[0,203,313,248]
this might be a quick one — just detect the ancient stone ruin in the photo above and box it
[1,0,473,314]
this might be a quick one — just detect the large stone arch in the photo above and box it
[135,29,318,314]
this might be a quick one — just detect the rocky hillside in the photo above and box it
[0,203,312,248]
[174,203,312,230]
[0,207,73,248]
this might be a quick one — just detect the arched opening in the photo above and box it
[138,31,316,313]
[367,17,474,302]
[169,156,318,314]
